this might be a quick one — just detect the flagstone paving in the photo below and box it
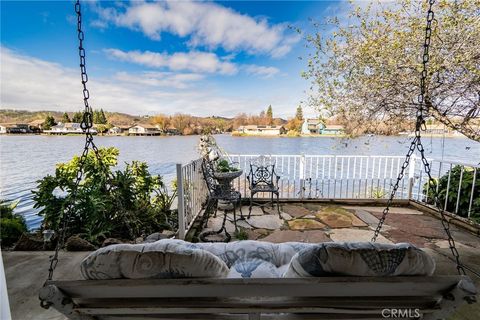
[288,219,326,231]
[315,206,368,228]
[246,215,284,230]
[261,229,331,243]
[329,228,393,244]
[282,204,311,218]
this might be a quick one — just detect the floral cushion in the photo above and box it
[284,242,435,277]
[80,239,229,280]
[80,240,435,280]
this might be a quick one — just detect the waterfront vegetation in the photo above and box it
[0,199,27,247]
[32,147,178,246]
[423,165,480,223]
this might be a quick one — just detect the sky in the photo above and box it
[0,0,350,119]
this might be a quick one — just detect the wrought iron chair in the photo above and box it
[247,155,281,218]
[200,158,243,242]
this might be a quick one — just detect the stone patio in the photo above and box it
[199,203,480,250]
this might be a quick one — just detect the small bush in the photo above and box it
[32,147,178,245]
[423,165,479,223]
[0,200,27,247]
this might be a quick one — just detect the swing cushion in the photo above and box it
[80,239,229,280]
[285,242,435,277]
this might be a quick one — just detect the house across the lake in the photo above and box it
[0,123,31,134]
[44,122,97,135]
[128,124,161,136]
[237,125,286,136]
[301,119,324,135]
[108,125,132,135]
[301,119,344,135]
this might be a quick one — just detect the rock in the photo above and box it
[102,238,123,247]
[135,237,144,244]
[315,206,367,228]
[235,220,253,230]
[247,215,284,230]
[255,229,271,236]
[329,229,392,244]
[280,212,293,221]
[352,209,379,226]
[282,205,311,218]
[207,217,236,234]
[263,206,280,215]
[161,230,176,238]
[287,219,326,231]
[65,235,95,251]
[242,206,264,216]
[261,230,331,243]
[144,232,168,243]
[13,233,44,251]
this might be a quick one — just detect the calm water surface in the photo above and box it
[1,134,479,229]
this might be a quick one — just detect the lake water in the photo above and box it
[1,134,479,230]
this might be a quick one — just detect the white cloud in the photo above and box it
[93,1,299,57]
[0,47,301,117]
[244,65,280,79]
[114,71,204,89]
[105,48,238,75]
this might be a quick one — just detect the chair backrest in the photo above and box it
[249,156,276,186]
[201,158,218,195]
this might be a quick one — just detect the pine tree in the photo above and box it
[42,115,57,130]
[295,105,303,121]
[266,105,273,125]
[99,109,108,124]
[61,112,70,123]
[72,111,83,123]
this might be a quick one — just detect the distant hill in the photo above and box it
[0,109,139,125]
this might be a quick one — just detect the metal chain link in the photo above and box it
[42,1,104,298]
[371,0,465,276]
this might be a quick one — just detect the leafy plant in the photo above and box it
[33,147,177,245]
[234,228,249,240]
[216,159,239,173]
[1,199,27,247]
[423,165,479,223]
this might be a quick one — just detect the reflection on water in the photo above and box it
[1,134,478,229]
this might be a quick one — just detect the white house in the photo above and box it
[128,124,161,136]
[108,125,131,135]
[237,125,286,136]
[45,122,97,134]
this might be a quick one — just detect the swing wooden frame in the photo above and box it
[39,276,476,320]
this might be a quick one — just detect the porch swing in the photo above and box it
[38,1,477,319]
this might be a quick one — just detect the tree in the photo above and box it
[266,105,273,125]
[72,111,83,123]
[302,0,480,140]
[62,112,70,123]
[42,115,56,130]
[93,109,108,124]
[151,114,170,132]
[295,105,303,121]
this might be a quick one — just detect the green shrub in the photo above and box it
[0,200,27,247]
[423,165,479,223]
[33,147,177,245]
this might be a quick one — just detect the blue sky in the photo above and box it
[1,0,348,118]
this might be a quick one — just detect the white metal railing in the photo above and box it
[176,154,479,238]
[176,159,208,239]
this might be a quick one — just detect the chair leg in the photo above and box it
[271,192,274,208]
[276,192,281,218]
[238,195,244,220]
[248,193,254,219]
